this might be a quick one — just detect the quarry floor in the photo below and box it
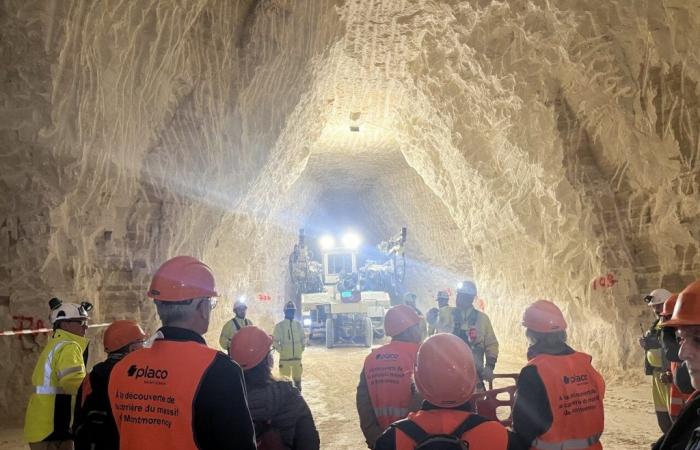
[1,345,659,449]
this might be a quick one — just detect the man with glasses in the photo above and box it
[108,256,255,450]
[640,288,674,433]
[25,298,92,450]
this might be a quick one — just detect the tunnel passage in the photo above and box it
[3,0,700,427]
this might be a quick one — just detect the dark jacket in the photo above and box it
[511,341,575,448]
[156,327,256,450]
[73,356,121,450]
[247,379,319,450]
[653,391,700,450]
[373,401,523,450]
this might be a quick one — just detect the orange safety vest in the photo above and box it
[394,409,508,450]
[108,340,218,450]
[528,352,605,450]
[669,361,690,417]
[363,340,420,430]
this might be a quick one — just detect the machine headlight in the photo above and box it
[319,235,336,250]
[342,232,362,249]
[303,318,312,326]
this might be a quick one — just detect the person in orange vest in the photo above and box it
[658,294,693,422]
[653,279,700,450]
[107,256,255,450]
[230,326,320,450]
[511,300,605,450]
[73,320,146,450]
[356,305,424,448]
[374,333,518,450]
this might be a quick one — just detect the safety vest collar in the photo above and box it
[531,432,601,450]
[157,326,206,344]
[52,329,89,352]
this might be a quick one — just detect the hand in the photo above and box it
[660,370,673,384]
[482,366,494,382]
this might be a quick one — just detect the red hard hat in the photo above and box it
[664,280,700,327]
[661,294,679,319]
[103,320,146,353]
[522,299,567,333]
[229,326,273,371]
[147,256,218,301]
[384,304,421,337]
[414,333,477,407]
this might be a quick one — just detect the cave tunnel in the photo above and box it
[2,0,700,448]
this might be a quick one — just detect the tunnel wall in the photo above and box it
[2,0,700,424]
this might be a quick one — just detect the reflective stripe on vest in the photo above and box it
[527,352,605,450]
[35,341,70,395]
[363,340,420,429]
[532,433,601,450]
[109,340,218,450]
[374,406,410,419]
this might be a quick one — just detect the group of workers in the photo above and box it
[20,253,700,450]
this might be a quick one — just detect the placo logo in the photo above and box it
[127,364,169,380]
[563,374,588,384]
[376,353,399,361]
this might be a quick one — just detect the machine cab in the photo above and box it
[323,250,357,285]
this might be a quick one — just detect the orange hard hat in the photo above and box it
[522,299,567,333]
[147,256,218,301]
[103,320,146,353]
[664,280,700,327]
[661,294,679,319]
[414,333,477,407]
[229,326,273,371]
[384,304,421,337]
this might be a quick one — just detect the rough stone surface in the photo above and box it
[2,0,700,425]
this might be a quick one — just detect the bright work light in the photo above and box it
[342,232,362,249]
[319,235,336,250]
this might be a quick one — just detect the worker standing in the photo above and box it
[73,320,146,450]
[230,326,320,450]
[24,298,92,450]
[108,256,255,450]
[512,300,605,450]
[653,279,700,450]
[402,292,427,342]
[273,300,305,391]
[640,288,674,432]
[452,281,498,391]
[219,298,253,352]
[356,305,423,449]
[374,333,517,450]
[426,290,454,335]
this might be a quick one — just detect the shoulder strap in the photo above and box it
[233,319,242,330]
[392,418,430,444]
[451,414,488,438]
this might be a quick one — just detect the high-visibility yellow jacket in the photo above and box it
[453,308,499,375]
[24,329,88,443]
[219,316,253,351]
[273,319,305,361]
[427,306,457,335]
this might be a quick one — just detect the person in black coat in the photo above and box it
[230,326,320,450]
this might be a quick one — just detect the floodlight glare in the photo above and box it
[238,295,247,304]
[319,235,336,250]
[457,282,464,290]
[342,232,362,249]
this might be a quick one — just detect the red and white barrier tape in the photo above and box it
[0,323,112,337]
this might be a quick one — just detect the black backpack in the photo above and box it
[391,415,488,450]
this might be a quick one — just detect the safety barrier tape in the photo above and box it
[0,322,112,336]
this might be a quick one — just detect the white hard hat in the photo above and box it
[644,288,673,306]
[49,301,90,324]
